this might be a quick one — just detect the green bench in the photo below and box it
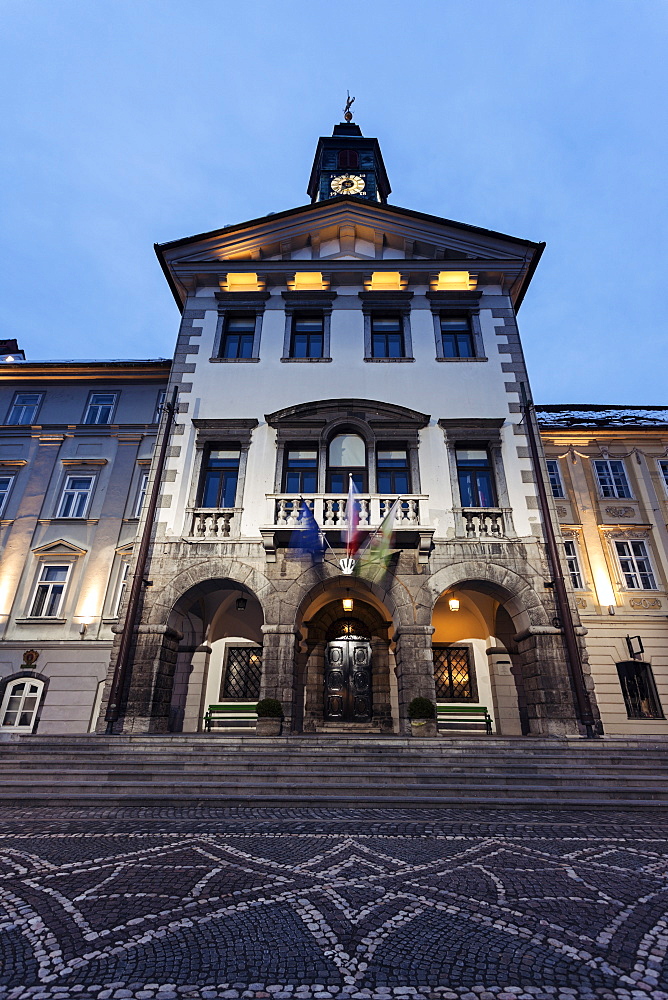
[204,702,257,732]
[437,704,493,735]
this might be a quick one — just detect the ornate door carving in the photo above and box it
[324,638,372,722]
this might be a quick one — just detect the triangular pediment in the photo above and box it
[32,538,87,557]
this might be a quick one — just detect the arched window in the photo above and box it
[327,433,366,492]
[338,149,358,170]
[0,677,45,732]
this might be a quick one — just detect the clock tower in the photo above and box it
[307,120,391,205]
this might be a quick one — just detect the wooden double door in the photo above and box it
[324,637,372,722]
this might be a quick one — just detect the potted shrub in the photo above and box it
[255,698,283,736]
[408,697,438,738]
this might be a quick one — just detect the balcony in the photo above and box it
[454,507,512,539]
[187,508,241,539]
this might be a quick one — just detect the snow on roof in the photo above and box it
[536,406,668,427]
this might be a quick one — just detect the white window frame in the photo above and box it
[153,390,166,423]
[114,562,130,618]
[614,539,657,590]
[83,392,117,425]
[57,475,95,518]
[658,459,668,496]
[6,392,43,425]
[29,564,71,618]
[563,539,584,589]
[0,474,15,516]
[0,677,45,732]
[546,460,565,499]
[594,459,632,499]
[133,472,149,518]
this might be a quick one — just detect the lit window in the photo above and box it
[153,390,166,423]
[57,475,94,518]
[200,448,240,508]
[292,272,325,291]
[0,475,15,516]
[30,565,70,617]
[290,315,324,359]
[434,271,473,291]
[6,392,42,425]
[284,448,318,493]
[371,315,405,358]
[114,563,130,617]
[222,646,262,700]
[456,447,497,508]
[226,273,259,291]
[614,540,657,590]
[594,459,631,499]
[83,393,116,425]
[377,449,410,494]
[440,316,475,358]
[617,660,663,719]
[327,433,366,492]
[563,539,583,589]
[221,316,255,359]
[658,460,668,495]
[133,472,149,518]
[546,460,565,499]
[369,272,402,291]
[433,646,475,700]
[0,678,45,731]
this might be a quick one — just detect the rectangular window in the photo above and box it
[222,646,263,700]
[658,460,668,495]
[57,475,95,518]
[594,459,631,499]
[564,539,583,589]
[6,392,42,425]
[114,563,130,617]
[617,661,664,719]
[284,448,318,493]
[221,315,255,359]
[433,646,475,701]
[83,393,117,425]
[30,564,70,617]
[371,315,405,359]
[456,447,497,508]
[546,459,565,499]
[200,448,240,508]
[290,315,324,359]
[0,475,14,516]
[153,390,166,423]
[614,539,657,590]
[133,472,149,517]
[377,449,410,494]
[440,316,474,358]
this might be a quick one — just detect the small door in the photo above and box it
[324,638,372,722]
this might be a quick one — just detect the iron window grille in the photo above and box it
[614,540,657,590]
[0,475,14,516]
[222,646,262,700]
[546,460,565,499]
[563,539,584,589]
[594,459,632,499]
[83,393,117,425]
[0,678,45,731]
[371,315,405,359]
[433,645,476,701]
[440,316,475,358]
[199,447,241,508]
[6,392,42,425]
[220,315,256,359]
[616,660,664,719]
[456,446,497,508]
[30,565,70,617]
[290,315,324,359]
[57,475,95,518]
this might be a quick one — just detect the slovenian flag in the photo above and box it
[356,498,399,580]
[344,475,361,557]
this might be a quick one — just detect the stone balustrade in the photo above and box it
[268,494,427,529]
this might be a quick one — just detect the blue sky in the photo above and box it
[1,0,666,404]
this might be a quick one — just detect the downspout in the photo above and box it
[519,383,597,738]
[105,385,178,733]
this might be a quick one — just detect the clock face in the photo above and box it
[331,173,365,195]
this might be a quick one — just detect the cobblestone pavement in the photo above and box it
[1,807,667,1000]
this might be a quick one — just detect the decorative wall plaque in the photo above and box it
[604,506,635,518]
[629,598,662,609]
[605,529,650,539]
[21,649,39,669]
[556,506,567,517]
[575,597,587,609]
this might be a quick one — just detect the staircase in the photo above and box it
[2,734,668,808]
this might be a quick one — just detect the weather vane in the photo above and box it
[343,91,355,123]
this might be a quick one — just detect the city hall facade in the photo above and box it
[2,120,667,738]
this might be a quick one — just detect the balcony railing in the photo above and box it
[454,507,512,539]
[188,508,241,539]
[267,494,428,529]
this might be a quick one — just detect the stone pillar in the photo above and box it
[393,625,436,735]
[302,641,325,733]
[181,644,212,733]
[486,646,522,736]
[370,636,393,732]
[514,626,580,736]
[260,623,298,731]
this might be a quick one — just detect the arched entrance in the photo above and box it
[295,582,394,733]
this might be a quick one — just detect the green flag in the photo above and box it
[356,499,400,581]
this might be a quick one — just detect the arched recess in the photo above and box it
[167,577,265,732]
[293,578,395,733]
[145,557,274,628]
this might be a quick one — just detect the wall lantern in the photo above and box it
[342,597,354,613]
[236,596,247,612]
[448,596,460,612]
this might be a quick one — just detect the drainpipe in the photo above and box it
[105,386,178,734]
[520,383,597,738]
